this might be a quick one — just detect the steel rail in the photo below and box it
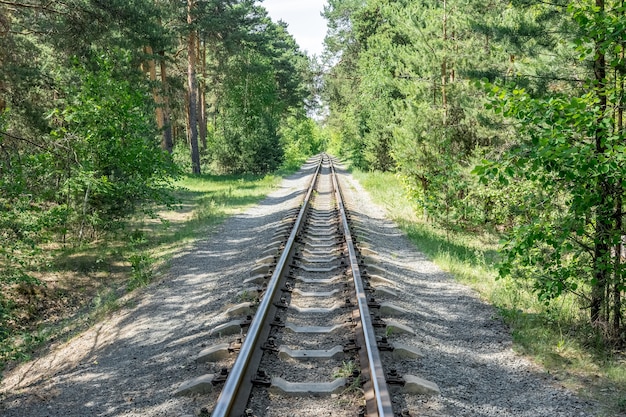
[330,157,394,417]
[211,155,324,417]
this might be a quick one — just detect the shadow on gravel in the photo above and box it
[257,189,304,208]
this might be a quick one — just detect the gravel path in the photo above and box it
[0,158,600,416]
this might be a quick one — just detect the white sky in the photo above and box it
[260,0,329,57]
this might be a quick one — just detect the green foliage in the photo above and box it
[127,230,154,291]
[0,0,314,377]
[203,9,311,174]
[208,49,283,173]
[333,360,362,394]
[477,79,623,306]
[280,116,326,171]
[52,53,177,235]
[172,142,193,174]
[473,0,626,337]
[324,0,522,234]
[0,8,178,357]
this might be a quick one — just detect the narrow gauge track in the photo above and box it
[209,154,396,417]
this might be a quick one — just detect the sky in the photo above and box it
[260,0,329,57]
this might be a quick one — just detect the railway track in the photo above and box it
[178,154,431,416]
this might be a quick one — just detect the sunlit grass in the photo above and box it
[171,173,279,230]
[131,173,283,282]
[352,168,626,416]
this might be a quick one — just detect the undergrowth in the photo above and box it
[0,172,283,375]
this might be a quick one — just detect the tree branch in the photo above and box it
[0,0,67,15]
[0,130,62,155]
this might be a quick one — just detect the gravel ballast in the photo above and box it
[0,158,600,416]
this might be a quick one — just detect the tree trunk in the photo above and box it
[441,0,448,126]
[159,51,174,153]
[187,0,201,174]
[144,46,173,153]
[450,30,456,83]
[613,194,623,336]
[613,23,625,337]
[590,0,609,326]
[185,92,191,145]
[198,37,208,150]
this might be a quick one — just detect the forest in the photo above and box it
[1,0,626,410]
[323,0,626,345]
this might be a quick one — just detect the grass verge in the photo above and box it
[0,172,283,375]
[352,168,626,417]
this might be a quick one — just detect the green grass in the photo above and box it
[148,173,280,243]
[352,168,626,416]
